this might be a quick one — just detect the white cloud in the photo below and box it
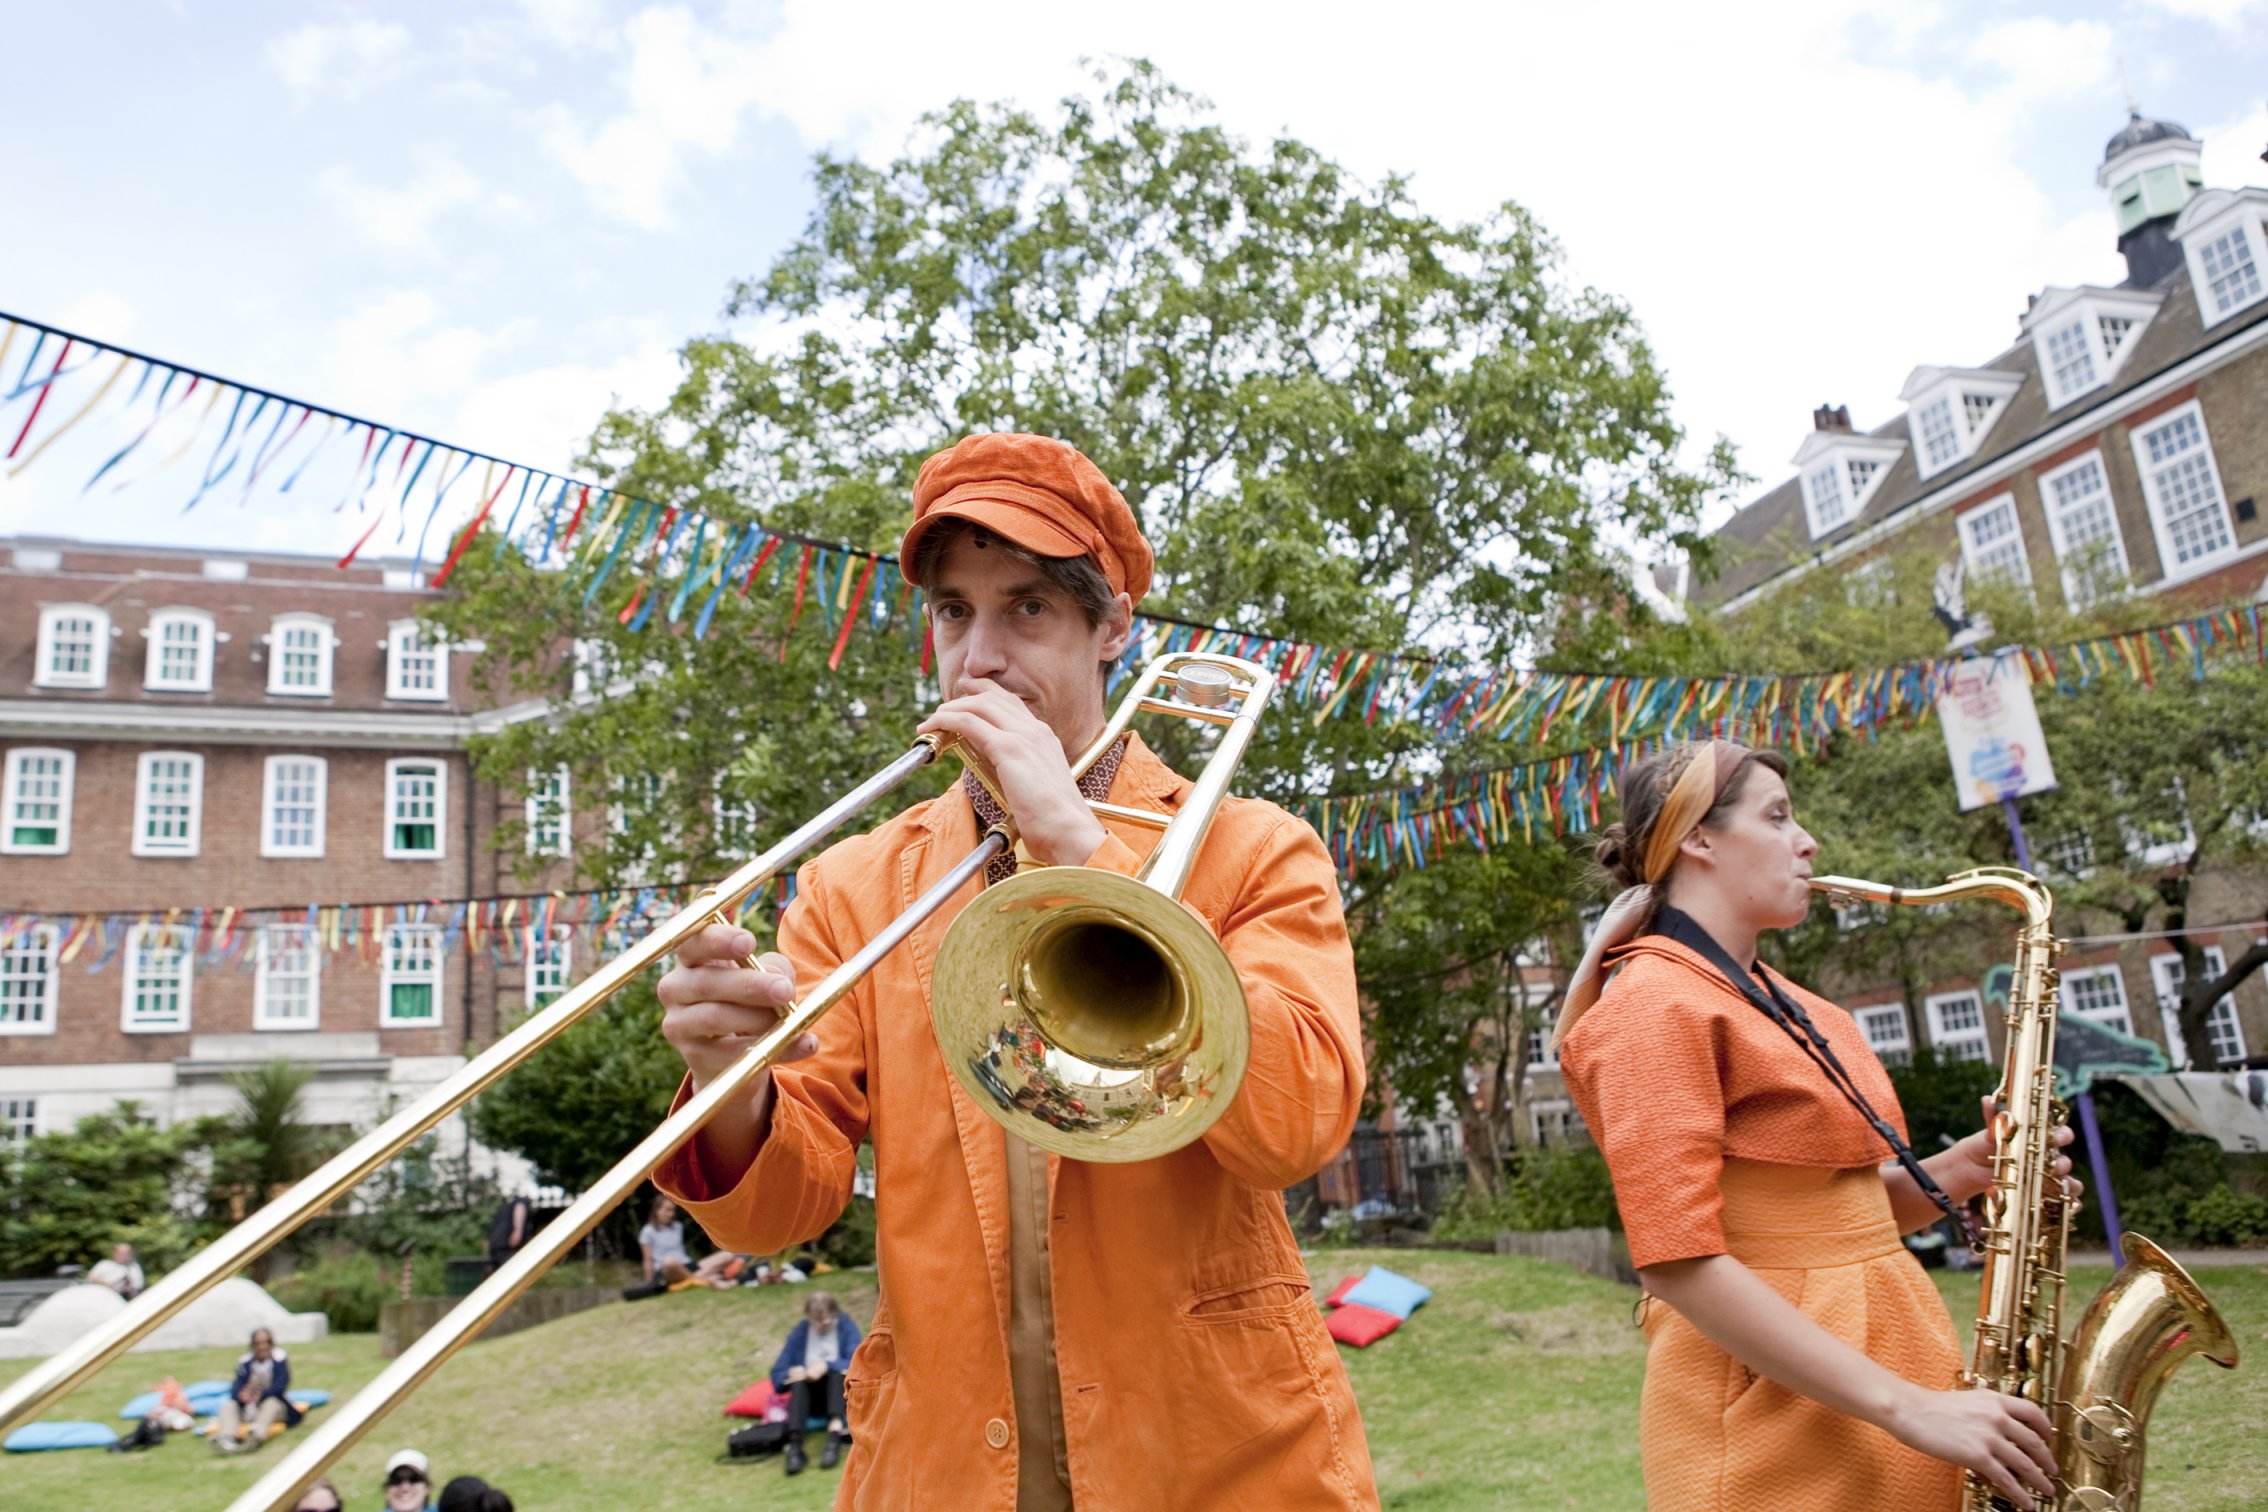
[1966,18,2116,110]
[454,340,683,475]
[2199,102,2268,191]
[321,290,508,422]
[318,149,493,254]
[56,291,139,343]
[264,17,413,101]
[2140,0,2268,32]
[539,5,769,229]
[516,0,613,49]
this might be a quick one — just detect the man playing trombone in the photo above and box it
[655,433,1378,1510]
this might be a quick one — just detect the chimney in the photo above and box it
[1812,404,1852,433]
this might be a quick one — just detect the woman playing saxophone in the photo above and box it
[1553,741,2079,1510]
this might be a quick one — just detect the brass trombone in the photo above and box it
[0,651,1271,1511]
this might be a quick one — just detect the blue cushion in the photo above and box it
[289,1390,331,1410]
[118,1391,162,1420]
[183,1379,232,1397]
[1340,1265,1431,1320]
[6,1421,120,1452]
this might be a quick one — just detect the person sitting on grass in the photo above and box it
[638,1194,738,1290]
[382,1447,435,1512]
[212,1327,302,1453]
[770,1291,861,1476]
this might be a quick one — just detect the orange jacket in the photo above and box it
[656,734,1378,1511]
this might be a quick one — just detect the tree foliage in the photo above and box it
[0,1104,221,1277]
[431,61,1734,1192]
[1660,546,2268,1066]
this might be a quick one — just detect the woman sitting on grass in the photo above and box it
[212,1327,302,1453]
[770,1291,860,1476]
[638,1194,739,1290]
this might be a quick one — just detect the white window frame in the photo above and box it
[384,758,447,860]
[381,923,445,1028]
[2152,948,2245,1066]
[143,607,216,693]
[33,604,109,689]
[1854,1003,1912,1066]
[525,925,573,1010]
[3,747,75,855]
[265,613,335,697]
[132,751,204,857]
[526,768,571,858]
[260,754,327,858]
[386,620,448,702]
[121,923,193,1032]
[0,1096,37,1142]
[2037,449,2131,607]
[1926,989,1992,1063]
[2025,289,2159,410]
[253,924,321,1031]
[2060,965,2133,1036]
[0,924,60,1036]
[1956,492,2032,588]
[2179,194,2268,327]
[2129,402,2239,584]
[1802,462,1851,536]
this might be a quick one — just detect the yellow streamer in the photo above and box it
[9,353,135,476]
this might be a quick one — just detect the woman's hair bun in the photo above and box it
[1592,823,1637,887]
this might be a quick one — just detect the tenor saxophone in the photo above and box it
[1810,867,2238,1511]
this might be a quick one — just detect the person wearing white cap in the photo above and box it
[383,1448,435,1512]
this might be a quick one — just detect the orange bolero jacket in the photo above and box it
[655,734,1379,1511]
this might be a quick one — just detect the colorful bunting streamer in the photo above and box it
[4,308,2265,770]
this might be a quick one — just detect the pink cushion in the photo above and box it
[1322,1275,1362,1308]
[722,1379,781,1418]
[1324,1302,1401,1347]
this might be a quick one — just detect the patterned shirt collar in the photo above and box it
[964,735,1130,885]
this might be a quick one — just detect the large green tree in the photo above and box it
[438,63,1733,1192]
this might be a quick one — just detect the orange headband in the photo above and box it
[1639,741,1750,884]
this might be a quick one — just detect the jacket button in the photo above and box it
[984,1417,1010,1450]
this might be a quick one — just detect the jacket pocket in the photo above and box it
[1181,1273,1315,1323]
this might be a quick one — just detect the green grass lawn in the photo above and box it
[4,1252,2262,1510]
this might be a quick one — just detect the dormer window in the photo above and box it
[1956,494,2032,589]
[1900,367,2023,481]
[1790,428,1905,541]
[267,614,335,697]
[386,620,448,702]
[144,609,216,693]
[2174,188,2268,327]
[2023,288,2160,409]
[34,605,109,689]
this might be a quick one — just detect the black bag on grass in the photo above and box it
[723,1420,791,1460]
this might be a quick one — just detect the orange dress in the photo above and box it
[655,734,1378,1511]
[1560,936,1963,1511]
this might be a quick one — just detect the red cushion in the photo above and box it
[722,1379,781,1418]
[1323,1275,1362,1308]
[1324,1302,1401,1347]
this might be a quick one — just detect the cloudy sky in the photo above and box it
[3,0,2265,558]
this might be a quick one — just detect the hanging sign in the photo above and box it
[1937,651,2057,811]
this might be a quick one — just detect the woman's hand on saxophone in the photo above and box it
[1884,1383,2058,1509]
[1935,1095,2084,1207]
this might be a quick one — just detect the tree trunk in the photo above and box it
[2176,937,2268,1070]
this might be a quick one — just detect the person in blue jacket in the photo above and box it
[768,1291,860,1476]
[213,1327,302,1453]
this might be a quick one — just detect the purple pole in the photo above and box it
[2001,792,2124,1266]
[2075,1089,2125,1267]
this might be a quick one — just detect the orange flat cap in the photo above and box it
[900,434,1152,605]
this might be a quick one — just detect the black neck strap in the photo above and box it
[1653,906,1979,1246]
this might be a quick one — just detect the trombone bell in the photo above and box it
[935,866,1250,1162]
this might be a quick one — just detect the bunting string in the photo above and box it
[4,308,2265,761]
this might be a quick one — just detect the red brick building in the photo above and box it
[1674,110,2268,1072]
[0,535,576,1164]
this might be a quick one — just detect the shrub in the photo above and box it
[2182,1184,2268,1247]
[270,1247,393,1334]
[1429,1147,1619,1241]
